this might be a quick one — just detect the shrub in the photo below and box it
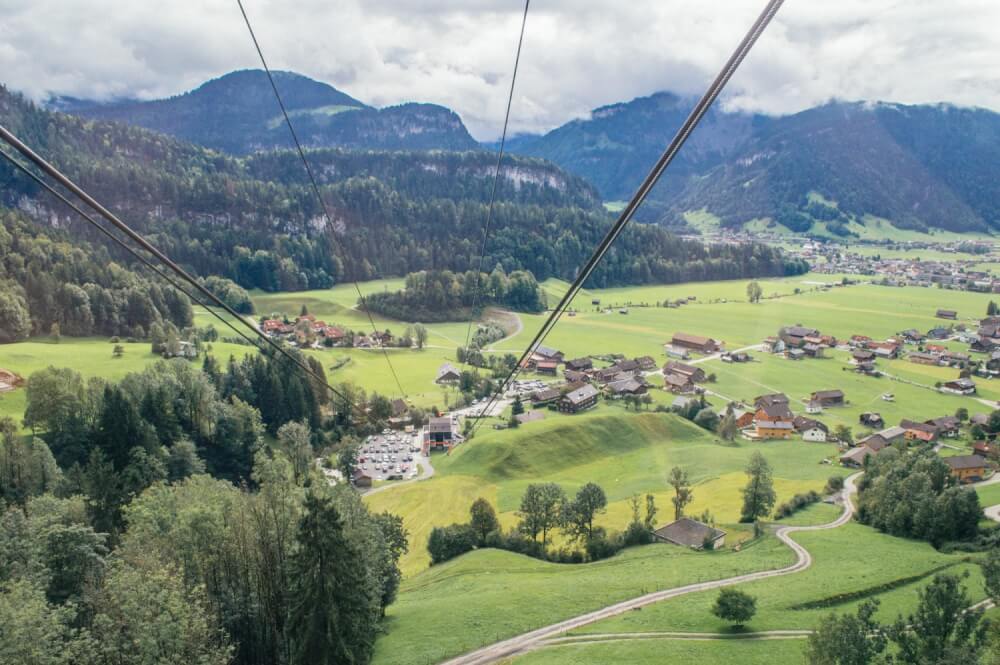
[774,491,821,520]
[427,524,477,564]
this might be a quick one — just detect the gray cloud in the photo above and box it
[2,0,1000,139]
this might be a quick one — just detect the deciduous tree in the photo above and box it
[740,452,776,523]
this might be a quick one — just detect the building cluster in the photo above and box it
[803,246,998,293]
[261,313,394,348]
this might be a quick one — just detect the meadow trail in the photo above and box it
[440,474,861,665]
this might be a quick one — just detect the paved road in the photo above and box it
[441,473,860,665]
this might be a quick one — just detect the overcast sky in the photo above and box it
[3,0,1000,139]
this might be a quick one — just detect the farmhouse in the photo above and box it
[786,348,806,361]
[936,309,958,320]
[841,445,877,468]
[663,361,706,383]
[592,367,623,383]
[535,360,558,375]
[605,377,648,398]
[794,416,829,442]
[635,356,657,371]
[435,363,462,384]
[532,345,564,363]
[869,342,900,359]
[857,426,907,451]
[653,518,726,550]
[664,372,696,394]
[565,357,593,372]
[670,332,721,354]
[780,325,819,348]
[852,349,875,364]
[802,343,824,358]
[942,454,990,483]
[972,441,999,460]
[927,327,950,340]
[805,400,823,414]
[530,387,561,407]
[762,336,785,354]
[563,369,589,384]
[351,468,374,488]
[900,419,938,443]
[941,378,976,395]
[810,389,845,407]
[558,384,599,413]
[720,408,755,429]
[721,351,753,363]
[925,416,960,438]
[908,351,941,366]
[665,345,691,359]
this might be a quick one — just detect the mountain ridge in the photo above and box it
[60,69,479,154]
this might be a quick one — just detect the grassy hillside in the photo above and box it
[514,639,808,665]
[570,523,987,636]
[373,537,793,665]
[366,411,842,576]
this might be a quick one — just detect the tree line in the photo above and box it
[0,209,193,342]
[1,86,808,299]
[363,267,546,322]
[1,345,415,664]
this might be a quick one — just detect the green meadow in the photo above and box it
[366,411,843,576]
[372,537,795,665]
[513,638,809,665]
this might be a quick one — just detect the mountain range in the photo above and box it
[47,69,1000,236]
[58,70,479,154]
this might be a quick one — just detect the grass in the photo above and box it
[513,637,808,665]
[0,333,254,428]
[976,482,1000,508]
[372,537,795,665]
[570,523,988,636]
[366,412,843,575]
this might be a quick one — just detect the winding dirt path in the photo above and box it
[441,474,861,665]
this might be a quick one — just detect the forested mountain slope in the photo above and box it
[0,85,802,293]
[58,70,479,153]
[510,92,1000,234]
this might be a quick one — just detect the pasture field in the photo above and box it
[513,638,808,665]
[366,412,843,576]
[569,523,987,638]
[0,333,255,426]
[372,537,794,665]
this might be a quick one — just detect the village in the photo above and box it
[345,311,1000,496]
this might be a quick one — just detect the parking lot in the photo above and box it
[356,429,423,482]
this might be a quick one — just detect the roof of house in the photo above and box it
[436,363,461,381]
[534,345,561,359]
[615,359,640,372]
[758,403,794,420]
[664,360,701,376]
[900,419,939,434]
[927,416,960,430]
[665,372,693,387]
[672,332,716,346]
[391,398,407,416]
[532,388,561,402]
[755,393,789,407]
[565,357,592,370]
[428,417,455,433]
[563,384,599,405]
[971,413,990,426]
[785,325,819,337]
[943,454,988,470]
[653,518,725,548]
[536,360,559,370]
[841,446,875,465]
[812,389,845,400]
[607,378,645,394]
[793,416,828,433]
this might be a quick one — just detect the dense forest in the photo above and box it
[0,86,805,298]
[1,346,415,665]
[364,267,546,322]
[0,209,193,341]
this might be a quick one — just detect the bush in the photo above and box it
[427,524,477,564]
[774,491,821,520]
[824,475,845,494]
[585,531,625,562]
